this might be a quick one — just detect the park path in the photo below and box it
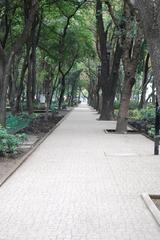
[1,104,160,240]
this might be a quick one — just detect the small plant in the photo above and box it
[0,125,26,156]
[139,105,155,122]
[6,113,38,134]
[51,101,58,112]
[148,127,155,138]
[129,105,155,122]
[129,109,141,119]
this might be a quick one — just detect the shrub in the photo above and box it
[114,100,139,111]
[129,109,141,119]
[129,105,155,122]
[6,113,38,134]
[0,125,26,155]
[148,127,155,138]
[114,101,120,110]
[51,101,58,112]
[139,105,155,121]
[129,100,139,110]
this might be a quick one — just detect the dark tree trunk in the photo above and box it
[27,46,34,114]
[0,0,38,126]
[116,3,143,133]
[105,41,122,119]
[139,53,150,109]
[152,78,156,104]
[70,79,77,106]
[147,38,160,105]
[8,56,21,114]
[116,76,134,133]
[127,0,160,107]
[95,67,101,111]
[96,0,111,120]
[0,50,12,126]
[44,65,54,120]
[58,76,65,109]
[8,73,16,115]
[15,52,28,113]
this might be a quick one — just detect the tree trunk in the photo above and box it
[105,41,122,119]
[15,52,28,113]
[147,38,160,105]
[58,76,65,109]
[127,0,160,106]
[116,2,143,133]
[0,0,38,125]
[96,0,110,120]
[139,53,150,109]
[116,78,133,133]
[27,47,34,114]
[0,48,12,126]
[45,68,53,120]
[95,67,101,111]
[8,73,16,115]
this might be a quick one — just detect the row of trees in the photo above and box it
[1,0,160,135]
[0,0,94,126]
[88,0,160,133]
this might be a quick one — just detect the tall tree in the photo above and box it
[128,0,160,105]
[116,2,143,133]
[0,0,38,126]
[96,0,110,120]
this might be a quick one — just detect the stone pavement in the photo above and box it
[0,104,160,240]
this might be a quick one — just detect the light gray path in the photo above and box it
[0,104,160,240]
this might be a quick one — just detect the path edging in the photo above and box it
[141,193,160,226]
[0,109,73,187]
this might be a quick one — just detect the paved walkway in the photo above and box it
[1,104,160,240]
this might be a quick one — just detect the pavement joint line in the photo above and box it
[141,193,160,226]
[0,108,73,188]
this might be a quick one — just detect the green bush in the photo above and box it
[6,113,38,134]
[62,102,68,109]
[114,101,120,110]
[139,105,155,121]
[129,100,139,110]
[129,105,155,121]
[129,109,141,119]
[148,127,155,138]
[51,101,58,112]
[114,100,139,110]
[0,125,26,155]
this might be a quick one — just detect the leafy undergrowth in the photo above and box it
[128,105,155,138]
[6,113,38,134]
[114,104,155,138]
[20,114,63,134]
[0,113,40,156]
[1,111,65,157]
[0,125,26,156]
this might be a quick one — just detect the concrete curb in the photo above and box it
[0,109,73,187]
[141,193,160,226]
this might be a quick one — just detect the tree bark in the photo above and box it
[116,3,143,133]
[15,51,28,113]
[139,53,150,109]
[106,40,122,119]
[116,74,134,133]
[96,0,111,120]
[0,0,38,126]
[58,75,65,109]
[127,0,160,106]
